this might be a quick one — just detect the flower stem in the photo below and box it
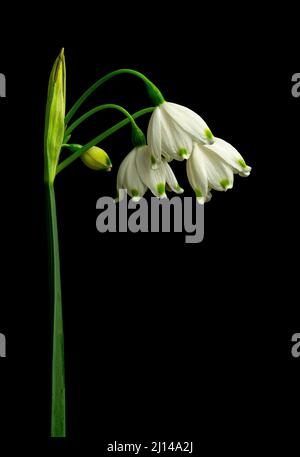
[57,107,154,175]
[46,182,66,437]
[64,103,139,138]
[65,69,163,124]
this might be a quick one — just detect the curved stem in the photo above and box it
[65,104,139,137]
[65,69,163,124]
[57,107,154,175]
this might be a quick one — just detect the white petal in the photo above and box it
[117,148,147,199]
[205,137,251,176]
[162,150,173,162]
[116,149,132,191]
[161,161,184,194]
[199,143,234,191]
[147,107,162,168]
[162,102,213,144]
[160,109,193,160]
[186,143,208,202]
[135,146,167,198]
[206,191,212,202]
[148,104,193,162]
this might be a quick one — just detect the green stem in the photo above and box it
[57,107,154,175]
[47,183,66,437]
[65,69,164,124]
[65,103,139,137]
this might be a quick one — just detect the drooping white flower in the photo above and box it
[187,138,251,204]
[117,148,147,201]
[147,101,214,168]
[117,145,183,201]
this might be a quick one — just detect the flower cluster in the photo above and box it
[117,101,251,203]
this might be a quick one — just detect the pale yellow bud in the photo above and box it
[81,146,112,171]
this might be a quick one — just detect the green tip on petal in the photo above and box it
[195,188,203,198]
[157,183,166,196]
[204,128,214,143]
[178,148,188,158]
[237,158,247,168]
[151,155,157,166]
[151,154,159,169]
[220,179,230,190]
[195,189,205,204]
[175,183,184,193]
[131,189,139,198]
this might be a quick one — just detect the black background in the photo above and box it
[0,5,299,454]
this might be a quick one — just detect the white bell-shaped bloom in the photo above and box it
[147,101,214,168]
[117,145,183,201]
[116,148,147,201]
[187,138,251,204]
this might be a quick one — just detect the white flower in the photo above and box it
[147,101,214,168]
[117,145,183,201]
[187,138,251,204]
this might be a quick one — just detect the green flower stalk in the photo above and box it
[44,48,66,438]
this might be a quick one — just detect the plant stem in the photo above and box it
[65,103,139,137]
[65,69,163,124]
[47,182,66,437]
[57,107,155,175]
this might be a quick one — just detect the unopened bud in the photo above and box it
[81,146,112,171]
[44,48,66,184]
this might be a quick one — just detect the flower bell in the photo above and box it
[186,138,251,204]
[147,101,214,168]
[117,145,183,201]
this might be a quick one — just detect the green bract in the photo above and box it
[44,48,66,184]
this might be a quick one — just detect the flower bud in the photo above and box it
[44,48,66,184]
[81,146,112,171]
